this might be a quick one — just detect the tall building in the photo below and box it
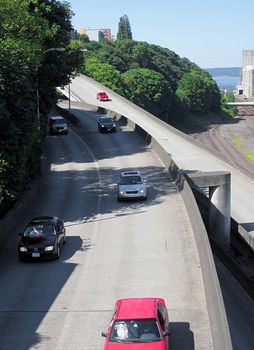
[242,50,254,67]
[80,27,111,42]
[241,50,254,97]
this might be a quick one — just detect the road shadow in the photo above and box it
[0,235,84,350]
[175,112,241,135]
[169,322,194,350]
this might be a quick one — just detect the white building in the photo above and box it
[242,65,254,97]
[241,50,254,97]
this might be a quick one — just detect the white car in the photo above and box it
[117,171,147,201]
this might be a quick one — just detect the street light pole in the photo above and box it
[68,82,71,116]
[67,49,87,117]
[36,47,65,131]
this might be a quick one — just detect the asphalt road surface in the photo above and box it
[0,106,212,349]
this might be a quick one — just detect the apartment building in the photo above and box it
[80,27,111,42]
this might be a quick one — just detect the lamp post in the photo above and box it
[36,47,65,131]
[68,49,87,116]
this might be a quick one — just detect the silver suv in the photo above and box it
[117,171,147,201]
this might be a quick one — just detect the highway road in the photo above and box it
[1,74,253,350]
[0,106,212,349]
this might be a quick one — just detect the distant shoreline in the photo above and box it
[205,67,241,90]
[205,66,241,77]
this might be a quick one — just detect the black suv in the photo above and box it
[18,216,66,261]
[98,117,116,133]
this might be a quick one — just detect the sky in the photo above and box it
[66,0,254,69]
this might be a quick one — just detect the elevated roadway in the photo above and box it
[226,101,254,106]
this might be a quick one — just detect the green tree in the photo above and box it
[117,15,132,40]
[0,0,83,216]
[221,91,237,117]
[84,58,128,96]
[176,70,220,114]
[122,68,173,119]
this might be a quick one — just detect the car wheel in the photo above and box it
[143,196,147,201]
[117,196,122,202]
[63,233,66,244]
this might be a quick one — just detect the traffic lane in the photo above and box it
[59,105,213,349]
[0,129,101,350]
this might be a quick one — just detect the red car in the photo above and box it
[96,91,109,101]
[102,298,170,349]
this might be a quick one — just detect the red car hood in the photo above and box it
[104,341,165,350]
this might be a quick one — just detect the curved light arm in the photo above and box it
[44,48,65,54]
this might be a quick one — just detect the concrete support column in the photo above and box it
[208,173,231,250]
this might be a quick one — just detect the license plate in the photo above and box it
[32,253,40,257]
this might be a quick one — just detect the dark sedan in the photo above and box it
[48,116,68,135]
[18,216,66,261]
[98,116,116,133]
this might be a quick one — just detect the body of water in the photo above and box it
[206,67,241,91]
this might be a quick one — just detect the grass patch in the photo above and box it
[232,137,244,148]
[245,152,254,162]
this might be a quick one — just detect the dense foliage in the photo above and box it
[122,68,173,120]
[0,0,83,216]
[221,91,237,117]
[82,39,221,121]
[176,70,221,114]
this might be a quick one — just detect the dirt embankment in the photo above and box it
[181,103,254,181]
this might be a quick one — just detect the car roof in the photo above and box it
[115,298,164,319]
[50,116,65,120]
[99,116,113,120]
[98,91,107,94]
[121,171,141,177]
[28,216,58,225]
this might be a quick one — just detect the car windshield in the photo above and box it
[23,224,55,238]
[120,175,143,185]
[52,119,65,124]
[110,319,161,343]
[101,118,113,123]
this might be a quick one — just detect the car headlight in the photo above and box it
[45,246,54,251]
[113,124,116,127]
[140,189,145,193]
[19,247,28,252]
[119,190,124,194]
